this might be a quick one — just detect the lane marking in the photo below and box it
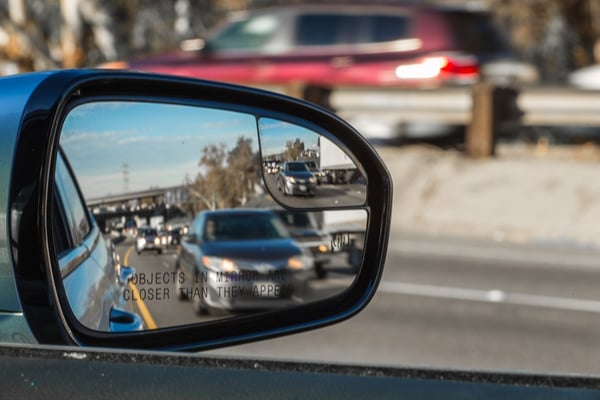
[380,281,600,313]
[123,246,158,329]
[390,238,600,271]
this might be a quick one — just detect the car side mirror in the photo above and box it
[183,233,198,244]
[6,70,392,351]
[118,265,136,286]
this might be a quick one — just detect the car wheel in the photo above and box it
[192,272,209,315]
[315,263,328,279]
[303,85,332,110]
[348,241,362,273]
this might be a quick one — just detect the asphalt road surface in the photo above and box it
[263,173,366,208]
[117,239,355,328]
[205,234,600,376]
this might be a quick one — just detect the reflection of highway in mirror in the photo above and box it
[265,172,366,208]
[259,118,367,208]
[59,100,369,330]
[109,214,362,327]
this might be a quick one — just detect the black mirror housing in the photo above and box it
[6,70,392,351]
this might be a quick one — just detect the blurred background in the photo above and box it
[2,0,600,81]
[7,0,600,376]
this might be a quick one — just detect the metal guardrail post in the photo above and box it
[285,82,334,111]
[466,82,495,158]
[284,81,305,100]
[467,83,522,158]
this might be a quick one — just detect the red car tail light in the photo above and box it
[440,56,479,77]
[395,57,449,80]
[395,54,479,83]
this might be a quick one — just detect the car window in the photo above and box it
[139,227,157,236]
[369,15,411,43]
[208,14,280,51]
[52,190,71,257]
[275,211,312,229]
[192,218,202,240]
[287,162,308,172]
[295,13,411,47]
[203,213,288,241]
[296,14,362,46]
[54,152,91,247]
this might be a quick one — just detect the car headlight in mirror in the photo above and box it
[287,255,313,270]
[201,256,239,273]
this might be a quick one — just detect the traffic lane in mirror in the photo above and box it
[58,100,368,331]
[92,208,366,328]
[278,161,318,197]
[176,209,314,315]
[258,118,366,208]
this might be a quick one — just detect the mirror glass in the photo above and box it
[57,101,367,331]
[258,118,366,208]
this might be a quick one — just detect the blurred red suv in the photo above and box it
[111,4,535,92]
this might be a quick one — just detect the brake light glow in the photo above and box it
[440,59,479,76]
[395,56,479,81]
[395,57,449,80]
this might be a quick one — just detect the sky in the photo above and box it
[60,101,324,200]
[60,101,258,199]
[258,118,320,157]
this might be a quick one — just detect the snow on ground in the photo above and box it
[376,143,600,248]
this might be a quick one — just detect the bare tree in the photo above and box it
[0,1,57,71]
[227,136,258,206]
[0,1,232,74]
[192,137,259,211]
[492,0,600,81]
[284,138,305,161]
[60,0,82,68]
[192,143,228,211]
